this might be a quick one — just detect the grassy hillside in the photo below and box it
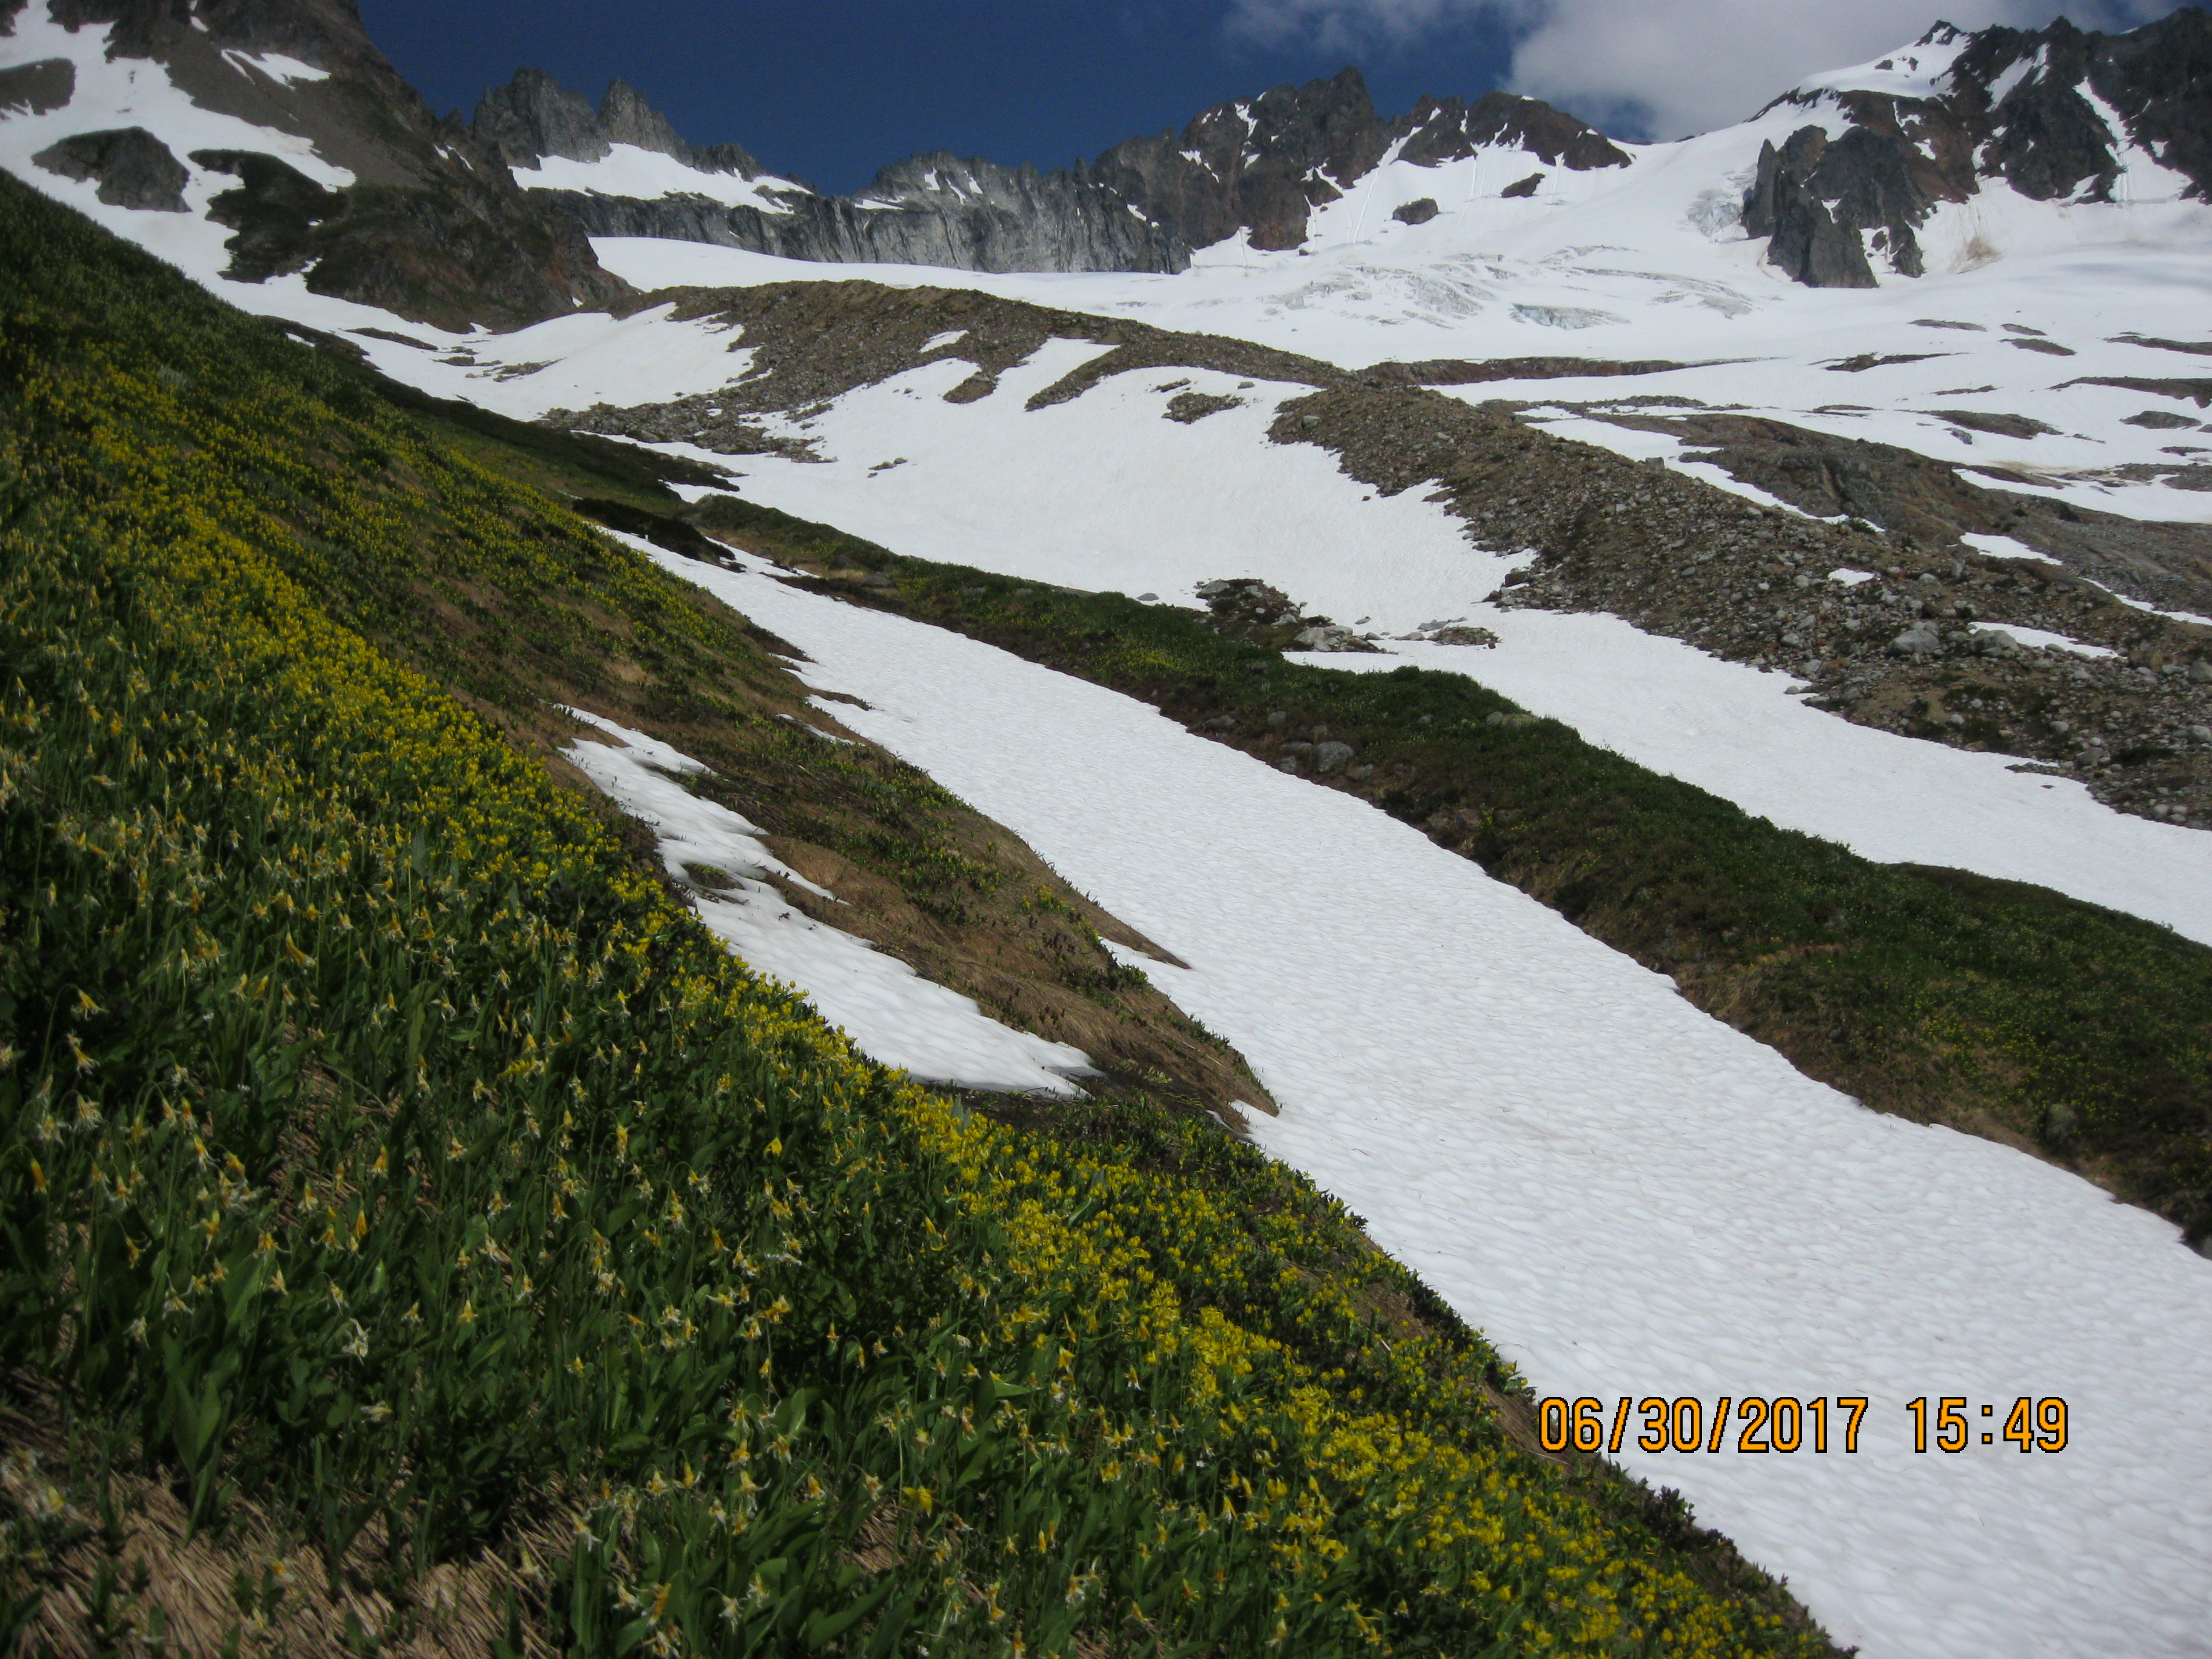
[668,495,2212,1249]
[0,173,1842,1655]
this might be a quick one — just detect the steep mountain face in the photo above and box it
[1744,11,2212,287]
[1088,68,1628,252]
[472,64,1624,275]
[474,65,763,179]
[473,69,1190,275]
[0,0,626,327]
[574,149,1193,273]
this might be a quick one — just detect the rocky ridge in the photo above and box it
[1290,386,2212,826]
[1744,12,2212,287]
[1089,71,1627,253]
[474,61,1626,272]
[15,2,2209,294]
[7,0,628,327]
[472,68,1189,276]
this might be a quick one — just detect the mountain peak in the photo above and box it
[471,67,763,178]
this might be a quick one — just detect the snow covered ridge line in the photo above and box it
[468,12,2212,293]
[0,1,628,330]
[11,0,2209,323]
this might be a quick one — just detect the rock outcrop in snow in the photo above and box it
[1743,13,2212,286]
[1088,69,1627,253]
[2,0,628,327]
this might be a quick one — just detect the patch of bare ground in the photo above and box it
[606,278,1346,421]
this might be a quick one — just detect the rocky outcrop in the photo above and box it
[1088,66,1391,251]
[476,70,1189,275]
[1745,11,2212,287]
[0,56,75,114]
[33,126,188,209]
[1392,89,1631,172]
[472,69,762,178]
[15,0,628,328]
[1086,70,1624,254]
[1747,129,1878,286]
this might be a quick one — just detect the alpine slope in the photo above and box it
[7,2,2212,1654]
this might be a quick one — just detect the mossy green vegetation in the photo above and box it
[682,495,2212,1249]
[0,175,1840,1652]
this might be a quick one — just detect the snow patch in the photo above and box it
[510,145,806,214]
[560,705,1093,1096]
[1970,620,2117,659]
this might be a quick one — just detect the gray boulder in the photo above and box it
[1888,620,1944,656]
[1316,742,1356,773]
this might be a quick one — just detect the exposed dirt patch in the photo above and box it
[1925,408,2059,438]
[2111,333,2212,357]
[1164,389,1242,423]
[1362,355,1712,386]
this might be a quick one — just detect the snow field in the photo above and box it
[560,706,1090,1095]
[641,541,2212,1659]
[508,144,806,213]
[608,341,2212,945]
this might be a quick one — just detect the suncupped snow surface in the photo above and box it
[638,541,2212,1659]
[561,707,1090,1094]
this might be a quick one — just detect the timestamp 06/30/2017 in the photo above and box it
[1533,1395,2071,1456]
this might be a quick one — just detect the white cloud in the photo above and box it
[1224,0,2186,137]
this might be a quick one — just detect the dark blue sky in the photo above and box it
[358,1,1519,195]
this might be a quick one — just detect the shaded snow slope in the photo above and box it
[562,708,1091,1095]
[641,543,2212,1659]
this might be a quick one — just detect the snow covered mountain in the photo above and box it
[0,0,628,327]
[7,4,2212,1657]
[455,13,2212,290]
[9,1,2208,297]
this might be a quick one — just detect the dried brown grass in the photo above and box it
[2,1404,564,1659]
